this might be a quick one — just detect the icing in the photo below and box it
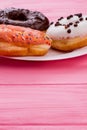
[46,14,87,39]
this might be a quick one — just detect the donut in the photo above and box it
[0,24,51,56]
[46,13,87,51]
[0,7,49,31]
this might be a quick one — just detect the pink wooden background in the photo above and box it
[0,0,87,130]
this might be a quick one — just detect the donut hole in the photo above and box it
[8,13,27,21]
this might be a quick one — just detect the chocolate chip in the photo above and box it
[74,24,78,27]
[65,23,73,29]
[67,24,70,27]
[58,17,64,21]
[65,24,70,29]
[67,15,73,19]
[75,21,79,24]
[65,26,67,29]
[79,17,83,21]
[67,29,71,33]
[69,22,73,25]
[55,22,62,26]
[85,17,87,20]
[75,13,82,18]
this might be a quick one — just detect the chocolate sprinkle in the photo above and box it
[16,34,18,37]
[45,36,50,40]
[65,24,70,29]
[55,22,62,26]
[67,15,73,19]
[75,13,82,18]
[67,29,71,33]
[74,24,78,27]
[75,21,79,24]
[65,23,73,29]
[79,17,83,21]
[69,22,73,25]
[58,17,64,21]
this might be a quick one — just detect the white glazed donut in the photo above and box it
[46,13,87,51]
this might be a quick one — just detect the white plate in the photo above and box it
[2,47,87,61]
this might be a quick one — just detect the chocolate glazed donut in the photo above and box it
[0,7,49,31]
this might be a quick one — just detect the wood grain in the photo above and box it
[0,85,87,125]
[0,125,87,130]
[0,55,87,85]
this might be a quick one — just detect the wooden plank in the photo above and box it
[0,55,87,85]
[0,85,87,125]
[0,125,87,130]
